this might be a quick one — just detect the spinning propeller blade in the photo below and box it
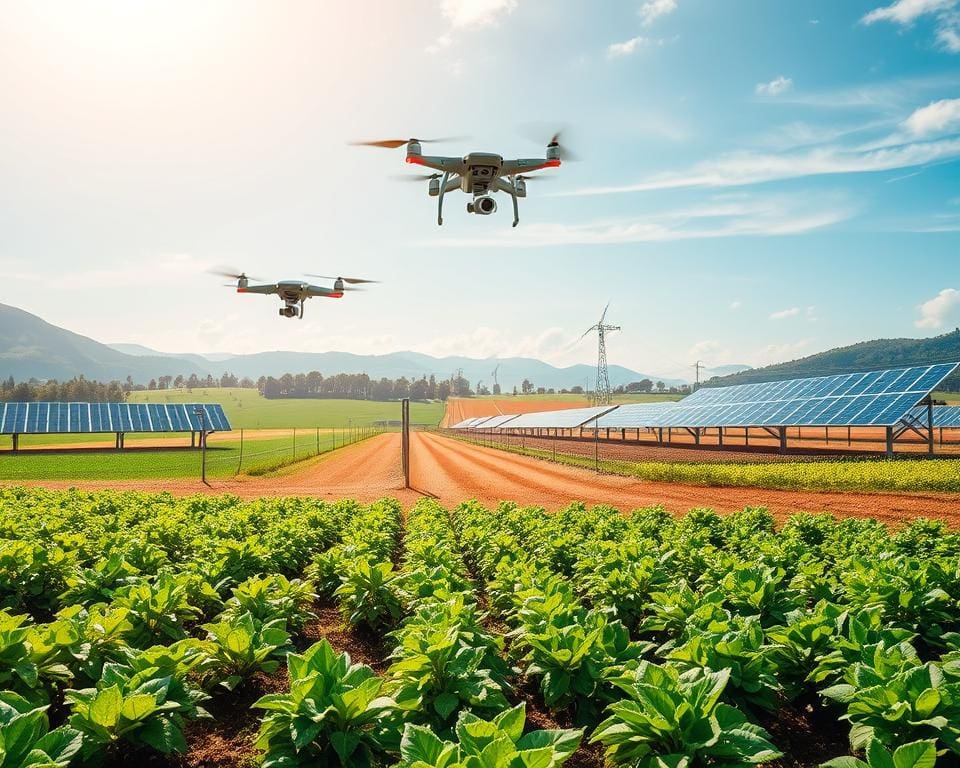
[390,173,442,182]
[520,123,582,162]
[350,136,465,149]
[207,266,262,281]
[305,274,380,284]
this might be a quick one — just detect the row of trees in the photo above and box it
[257,372,457,401]
[0,376,127,402]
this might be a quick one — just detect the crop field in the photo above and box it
[2,487,959,768]
[129,388,445,429]
[0,429,378,480]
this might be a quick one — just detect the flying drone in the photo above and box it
[351,132,575,227]
[210,269,378,319]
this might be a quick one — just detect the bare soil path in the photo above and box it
[8,431,960,525]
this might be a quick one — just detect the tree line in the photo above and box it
[0,376,128,402]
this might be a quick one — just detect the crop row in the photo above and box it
[1,488,959,768]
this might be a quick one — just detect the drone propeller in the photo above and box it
[520,123,581,162]
[207,266,262,281]
[515,174,555,182]
[390,173,442,182]
[546,130,581,162]
[350,136,465,149]
[305,274,380,284]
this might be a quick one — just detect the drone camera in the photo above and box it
[468,195,497,215]
[279,306,299,318]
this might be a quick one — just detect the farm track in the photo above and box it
[7,431,960,524]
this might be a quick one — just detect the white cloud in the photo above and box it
[862,0,954,25]
[915,287,960,328]
[439,0,517,27]
[903,97,960,135]
[559,136,960,196]
[770,307,800,320]
[607,36,660,57]
[806,305,819,321]
[754,339,813,366]
[639,0,677,26]
[414,325,574,363]
[730,301,742,310]
[421,193,853,248]
[425,33,453,54]
[755,76,794,96]
[862,0,960,53]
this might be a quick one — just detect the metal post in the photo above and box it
[926,398,934,456]
[316,427,320,455]
[292,427,296,458]
[594,421,599,472]
[12,433,18,452]
[885,426,894,458]
[194,407,207,484]
[401,398,410,488]
[718,427,723,447]
[237,428,244,474]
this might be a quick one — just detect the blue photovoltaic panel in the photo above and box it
[450,417,480,429]
[905,405,960,428]
[469,414,519,429]
[593,363,958,429]
[0,402,232,434]
[501,405,617,430]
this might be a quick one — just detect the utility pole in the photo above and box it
[693,360,704,392]
[578,303,620,406]
[491,364,500,392]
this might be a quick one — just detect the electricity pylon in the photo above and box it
[579,303,620,406]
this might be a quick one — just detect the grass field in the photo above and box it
[0,430,372,480]
[934,390,960,403]
[128,388,445,428]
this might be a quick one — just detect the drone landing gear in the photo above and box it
[437,170,449,226]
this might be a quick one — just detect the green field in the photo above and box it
[934,390,960,403]
[128,388,445,428]
[0,430,373,480]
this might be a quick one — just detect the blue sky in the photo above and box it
[1,0,959,381]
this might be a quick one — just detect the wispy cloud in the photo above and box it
[439,0,517,27]
[419,193,853,248]
[639,0,677,27]
[915,287,960,327]
[770,307,800,320]
[730,301,742,310]
[606,35,670,57]
[862,0,960,54]
[903,97,960,135]
[755,75,794,96]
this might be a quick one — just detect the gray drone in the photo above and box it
[352,133,574,226]
[211,269,377,319]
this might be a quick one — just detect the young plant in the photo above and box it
[395,702,582,768]
[222,573,316,631]
[253,639,399,768]
[821,738,939,768]
[0,691,83,768]
[109,574,202,648]
[201,611,291,691]
[591,661,782,768]
[334,558,402,632]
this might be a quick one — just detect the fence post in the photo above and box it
[292,428,297,458]
[401,398,411,488]
[316,427,320,455]
[237,428,244,475]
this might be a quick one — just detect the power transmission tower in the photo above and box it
[491,364,500,393]
[579,303,620,406]
[693,360,704,392]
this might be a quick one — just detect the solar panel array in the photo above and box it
[906,405,960,428]
[0,402,231,434]
[498,405,617,430]
[471,414,520,429]
[595,363,958,429]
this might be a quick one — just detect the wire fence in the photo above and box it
[202,425,384,476]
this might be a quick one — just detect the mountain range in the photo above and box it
[0,303,685,390]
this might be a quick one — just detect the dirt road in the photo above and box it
[7,431,960,524]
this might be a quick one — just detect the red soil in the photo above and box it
[8,432,960,525]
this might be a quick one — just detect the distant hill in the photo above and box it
[705,330,960,391]
[0,302,682,390]
[0,304,209,382]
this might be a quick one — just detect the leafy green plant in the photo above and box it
[335,558,402,632]
[201,611,291,691]
[395,702,582,768]
[0,691,83,768]
[253,639,399,767]
[110,574,202,647]
[591,661,782,768]
[60,553,141,606]
[822,660,960,754]
[65,653,210,757]
[221,573,316,631]
[821,738,939,768]
[0,540,74,614]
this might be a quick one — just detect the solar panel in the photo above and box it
[469,414,520,429]
[595,363,958,429]
[905,404,960,428]
[450,417,484,429]
[0,402,232,434]
[500,405,617,430]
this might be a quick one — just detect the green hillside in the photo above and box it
[706,329,960,391]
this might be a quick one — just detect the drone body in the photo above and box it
[212,271,376,319]
[353,135,570,226]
